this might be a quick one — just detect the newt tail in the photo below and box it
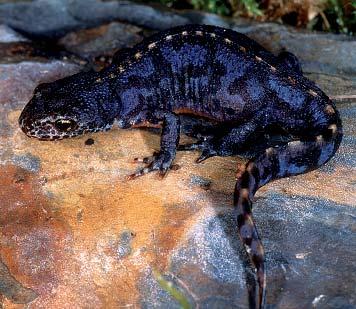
[234,116,342,308]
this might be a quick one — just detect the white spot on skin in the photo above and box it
[118,66,124,73]
[224,38,232,44]
[182,31,188,36]
[328,124,337,134]
[308,89,318,97]
[255,56,262,62]
[134,52,142,60]
[116,119,126,128]
[95,78,102,83]
[269,65,277,72]
[288,140,302,147]
[325,104,335,114]
[265,147,274,155]
[239,46,246,53]
[148,42,156,49]
[165,35,173,41]
[196,31,203,36]
[316,135,324,143]
[210,33,216,38]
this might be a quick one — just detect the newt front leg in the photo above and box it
[127,109,180,179]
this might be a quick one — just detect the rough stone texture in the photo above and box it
[233,23,356,77]
[0,0,188,39]
[0,25,28,43]
[0,2,355,309]
[58,22,143,60]
[0,61,81,137]
[0,0,355,77]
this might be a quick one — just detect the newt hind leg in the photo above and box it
[178,121,261,163]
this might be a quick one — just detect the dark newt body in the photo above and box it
[19,24,342,308]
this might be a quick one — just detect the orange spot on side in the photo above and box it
[241,188,249,199]
[325,104,335,115]
[236,164,246,179]
[173,108,217,120]
[246,162,255,173]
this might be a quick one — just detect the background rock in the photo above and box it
[0,0,188,39]
[0,25,28,43]
[0,1,355,77]
[58,22,143,60]
[234,23,356,77]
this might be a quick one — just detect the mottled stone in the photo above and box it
[0,0,188,39]
[0,25,28,43]
[11,154,41,173]
[117,230,135,259]
[252,193,356,308]
[0,1,355,77]
[169,210,248,308]
[139,270,182,309]
[0,61,80,136]
[0,259,37,304]
[59,22,142,60]
[189,175,212,190]
[0,0,83,39]
[234,23,356,77]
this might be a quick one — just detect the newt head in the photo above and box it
[19,72,118,140]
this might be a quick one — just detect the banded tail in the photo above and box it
[234,115,342,308]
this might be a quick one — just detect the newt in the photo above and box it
[19,24,343,308]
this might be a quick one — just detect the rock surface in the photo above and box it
[0,1,355,309]
[58,22,143,61]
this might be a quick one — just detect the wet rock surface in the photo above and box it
[0,1,355,308]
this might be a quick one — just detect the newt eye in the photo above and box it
[55,119,77,132]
